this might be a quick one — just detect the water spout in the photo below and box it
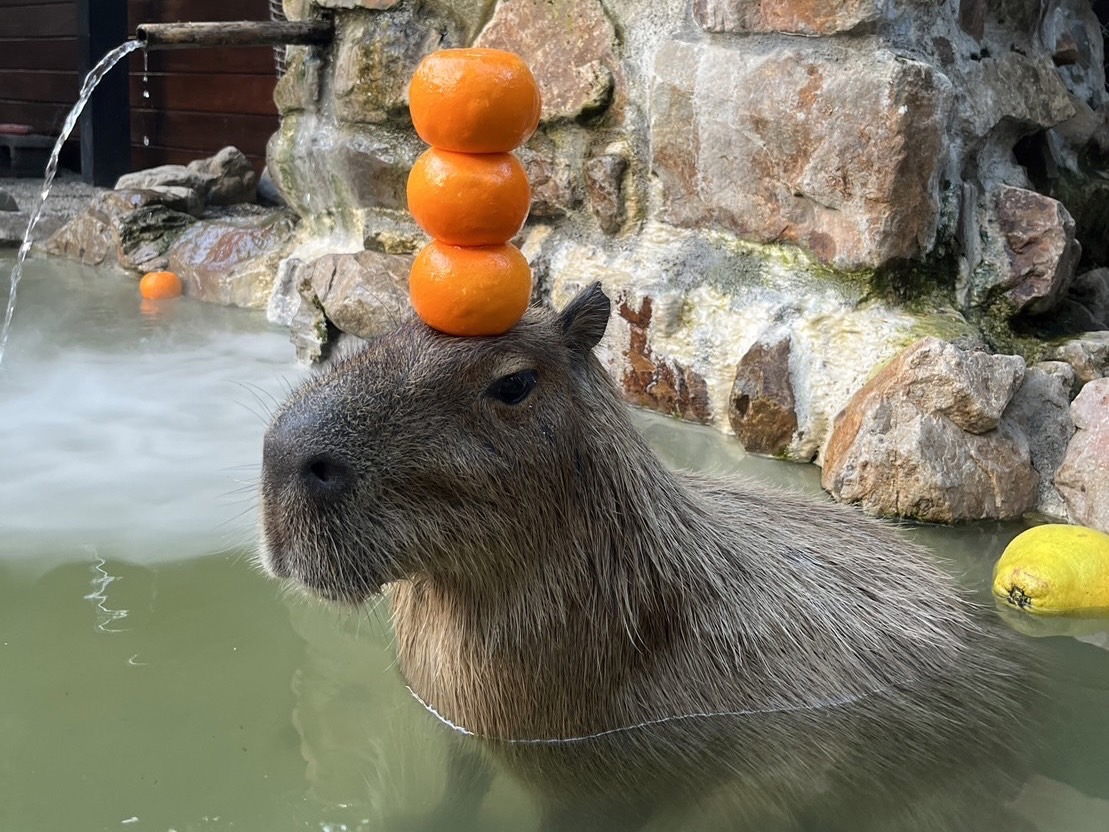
[136,20,333,51]
[0,39,145,371]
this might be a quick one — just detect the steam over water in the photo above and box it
[2,254,1109,831]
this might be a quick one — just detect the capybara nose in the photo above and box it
[263,414,355,501]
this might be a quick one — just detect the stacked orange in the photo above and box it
[406,48,541,336]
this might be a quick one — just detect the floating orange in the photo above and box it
[139,271,182,300]
[408,48,541,154]
[407,148,530,247]
[408,241,532,337]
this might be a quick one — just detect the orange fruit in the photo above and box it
[139,271,182,300]
[407,148,530,247]
[409,241,532,336]
[408,48,541,153]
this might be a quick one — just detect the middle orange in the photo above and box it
[407,148,531,247]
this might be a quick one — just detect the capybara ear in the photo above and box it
[558,281,610,356]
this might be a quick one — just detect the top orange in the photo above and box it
[408,48,542,154]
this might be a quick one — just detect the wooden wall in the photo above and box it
[0,0,80,143]
[127,0,279,173]
[0,0,279,176]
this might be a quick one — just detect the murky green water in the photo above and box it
[2,254,1109,832]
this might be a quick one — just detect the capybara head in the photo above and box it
[259,282,617,604]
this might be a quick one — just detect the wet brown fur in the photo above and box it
[259,284,1038,829]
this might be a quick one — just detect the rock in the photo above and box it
[115,164,212,196]
[727,334,797,456]
[476,0,619,122]
[650,42,952,270]
[958,0,985,39]
[267,115,422,229]
[994,186,1080,316]
[282,0,310,19]
[43,190,175,268]
[267,256,305,327]
[166,207,297,308]
[257,167,287,207]
[822,337,1038,522]
[116,205,198,272]
[618,295,712,424]
[1048,332,1109,387]
[1002,367,1075,521]
[1052,30,1081,66]
[0,189,17,212]
[115,148,256,207]
[333,126,421,212]
[1055,378,1109,533]
[542,223,983,457]
[901,340,1026,434]
[584,153,627,234]
[1069,268,1109,328]
[144,185,203,217]
[332,6,450,125]
[314,0,399,8]
[1038,298,1106,334]
[291,277,334,364]
[302,249,412,339]
[517,135,581,219]
[692,0,881,35]
[274,47,322,116]
[186,146,257,206]
[268,256,339,363]
[361,209,423,254]
[959,52,1074,140]
[0,211,27,245]
[1032,360,1079,399]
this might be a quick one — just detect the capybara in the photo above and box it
[259,283,1040,830]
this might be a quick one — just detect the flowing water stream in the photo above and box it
[2,254,1109,831]
[0,39,143,370]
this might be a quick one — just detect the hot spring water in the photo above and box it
[2,254,1109,831]
[0,39,144,370]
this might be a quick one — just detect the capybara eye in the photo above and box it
[487,370,538,405]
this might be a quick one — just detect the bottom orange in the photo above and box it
[409,241,532,337]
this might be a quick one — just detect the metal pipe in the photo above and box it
[135,20,333,50]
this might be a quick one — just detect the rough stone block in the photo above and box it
[692,0,882,35]
[475,0,619,121]
[651,41,952,270]
[822,337,1039,522]
[1055,378,1109,533]
[994,186,1080,316]
[728,334,797,456]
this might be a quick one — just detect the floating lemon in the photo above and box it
[992,524,1109,617]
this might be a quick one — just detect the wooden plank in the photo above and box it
[78,0,129,185]
[130,109,277,158]
[129,0,273,27]
[0,39,78,72]
[126,44,277,76]
[0,70,78,104]
[0,3,78,38]
[135,20,330,49]
[130,142,266,173]
[128,73,277,116]
[0,99,71,134]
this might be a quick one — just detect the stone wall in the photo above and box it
[47,0,1100,527]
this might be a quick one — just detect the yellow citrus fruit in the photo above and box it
[992,524,1109,616]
